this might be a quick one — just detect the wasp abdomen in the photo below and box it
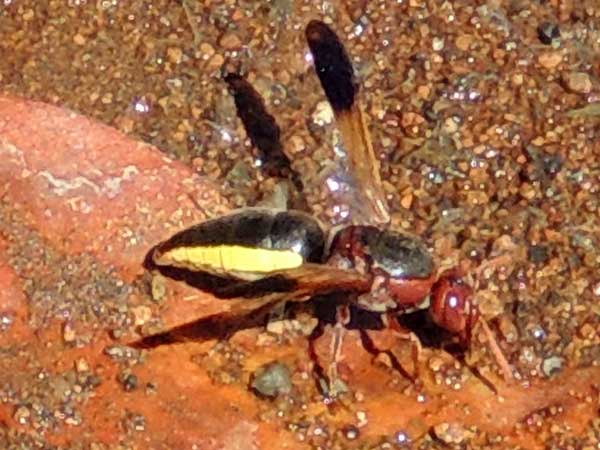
[152,209,326,280]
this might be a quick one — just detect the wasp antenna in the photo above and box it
[479,318,514,383]
[305,20,357,113]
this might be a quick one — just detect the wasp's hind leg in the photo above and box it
[383,312,423,381]
[308,300,354,402]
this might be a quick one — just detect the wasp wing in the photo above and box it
[225,73,307,210]
[305,20,390,225]
[129,264,371,349]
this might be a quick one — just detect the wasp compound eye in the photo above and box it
[430,272,477,338]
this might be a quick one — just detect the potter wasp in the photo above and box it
[132,20,512,391]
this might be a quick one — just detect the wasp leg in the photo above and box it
[446,319,509,395]
[383,312,423,381]
[479,319,514,382]
[326,304,351,398]
[307,318,331,399]
[266,301,286,332]
[307,302,352,402]
[454,352,499,395]
[308,305,350,403]
[358,328,415,384]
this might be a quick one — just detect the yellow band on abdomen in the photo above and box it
[157,245,304,276]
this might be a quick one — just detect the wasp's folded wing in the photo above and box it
[129,264,371,349]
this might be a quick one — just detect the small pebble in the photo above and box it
[538,52,563,69]
[312,101,333,126]
[265,319,285,335]
[400,193,413,209]
[14,405,31,424]
[428,356,444,372]
[342,424,360,440]
[0,311,15,331]
[442,117,459,133]
[432,422,469,444]
[73,33,86,46]
[251,361,292,398]
[528,244,549,264]
[65,414,82,426]
[118,372,139,392]
[75,358,90,373]
[578,323,596,339]
[288,134,306,154]
[63,322,76,343]
[562,72,593,94]
[101,92,113,105]
[219,32,242,49]
[131,305,152,326]
[104,345,137,362]
[400,112,425,130]
[395,430,410,444]
[477,290,504,317]
[151,275,167,302]
[123,412,146,432]
[207,53,225,71]
[455,34,472,51]
[519,182,536,200]
[416,84,431,99]
[22,9,34,20]
[356,410,368,427]
[167,47,183,64]
[537,22,560,45]
[199,42,215,58]
[542,356,564,377]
